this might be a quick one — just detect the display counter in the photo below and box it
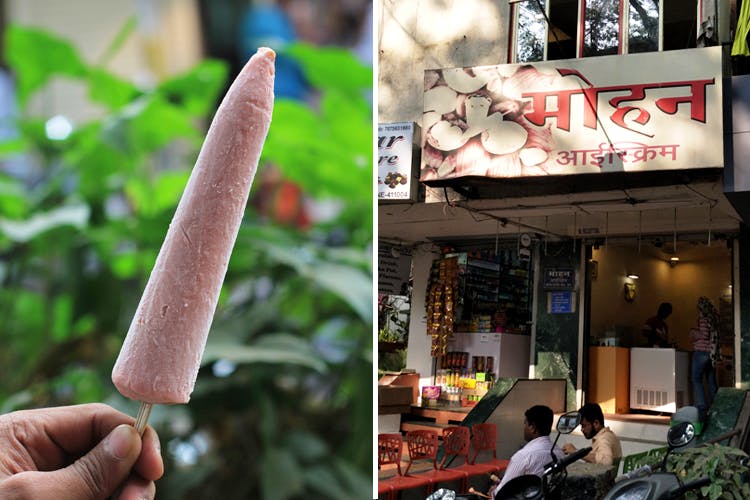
[410,403,472,424]
[589,346,630,414]
[630,347,689,413]
[447,331,530,379]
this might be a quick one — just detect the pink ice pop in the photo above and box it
[112,48,275,404]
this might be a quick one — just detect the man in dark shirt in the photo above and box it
[642,302,672,347]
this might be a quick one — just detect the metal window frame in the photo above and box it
[510,0,666,62]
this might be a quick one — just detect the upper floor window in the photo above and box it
[512,0,699,62]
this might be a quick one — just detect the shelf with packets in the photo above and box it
[454,254,502,323]
[496,265,533,333]
[437,250,534,335]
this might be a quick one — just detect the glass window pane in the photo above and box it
[629,0,659,53]
[663,0,697,51]
[584,0,620,57]
[516,0,546,62]
[548,0,578,60]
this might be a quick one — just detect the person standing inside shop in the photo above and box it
[561,403,622,466]
[691,296,720,418]
[642,302,673,347]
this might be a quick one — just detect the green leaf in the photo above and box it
[124,169,189,217]
[88,68,139,110]
[129,95,198,150]
[72,315,96,338]
[53,367,104,403]
[285,43,372,95]
[303,465,350,500]
[153,170,190,212]
[707,482,722,499]
[320,89,372,163]
[0,138,28,159]
[262,243,372,322]
[261,448,303,500]
[103,95,198,156]
[62,122,135,201]
[158,59,229,116]
[0,174,28,218]
[111,249,140,279]
[203,334,328,373]
[313,318,360,363]
[18,118,60,152]
[5,25,88,105]
[96,16,137,67]
[284,431,329,462]
[0,391,34,414]
[266,99,320,143]
[263,99,371,202]
[12,290,46,334]
[332,459,373,498]
[0,204,90,242]
[51,294,73,341]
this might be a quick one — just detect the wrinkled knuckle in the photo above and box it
[6,413,31,444]
[71,457,106,499]
[0,474,36,500]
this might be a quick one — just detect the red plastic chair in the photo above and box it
[405,429,467,494]
[377,433,432,500]
[441,425,498,491]
[469,423,510,475]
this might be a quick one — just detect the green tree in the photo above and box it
[0,23,372,499]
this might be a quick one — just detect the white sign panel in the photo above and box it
[378,243,412,295]
[420,47,723,181]
[378,122,416,201]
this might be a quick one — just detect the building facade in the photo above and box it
[378,0,750,411]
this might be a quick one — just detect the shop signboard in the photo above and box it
[548,291,576,314]
[378,122,419,202]
[543,267,575,290]
[420,47,723,181]
[378,242,412,295]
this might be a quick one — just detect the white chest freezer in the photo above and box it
[629,347,689,413]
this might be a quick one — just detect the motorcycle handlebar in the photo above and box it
[561,446,592,467]
[546,446,592,474]
[668,476,711,498]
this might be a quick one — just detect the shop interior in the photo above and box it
[379,231,735,416]
[587,234,735,410]
[588,236,732,353]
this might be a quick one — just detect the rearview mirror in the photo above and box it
[667,421,696,448]
[556,411,581,434]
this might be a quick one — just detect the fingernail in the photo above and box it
[153,431,161,454]
[108,424,137,459]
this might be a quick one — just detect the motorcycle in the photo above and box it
[426,411,590,500]
[602,421,711,500]
[492,410,592,500]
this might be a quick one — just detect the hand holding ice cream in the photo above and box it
[0,404,163,500]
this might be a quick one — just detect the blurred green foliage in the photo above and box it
[0,23,372,499]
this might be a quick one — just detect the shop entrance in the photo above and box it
[584,236,734,414]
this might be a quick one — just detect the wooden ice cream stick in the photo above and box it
[468,487,491,499]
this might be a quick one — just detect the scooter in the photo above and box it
[602,421,711,500]
[493,411,592,500]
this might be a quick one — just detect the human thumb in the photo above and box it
[48,424,142,499]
